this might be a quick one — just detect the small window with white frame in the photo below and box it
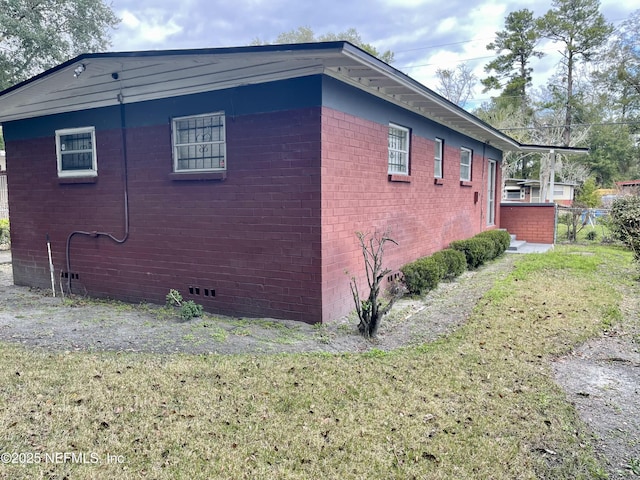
[388,123,410,175]
[434,138,443,178]
[460,147,472,182]
[55,127,97,177]
[172,112,226,172]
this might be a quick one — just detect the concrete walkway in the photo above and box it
[0,249,11,264]
[506,243,554,254]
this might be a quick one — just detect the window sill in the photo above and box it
[388,174,411,183]
[169,171,227,182]
[460,180,473,187]
[434,178,444,185]
[58,176,98,185]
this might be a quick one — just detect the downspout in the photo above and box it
[65,91,130,293]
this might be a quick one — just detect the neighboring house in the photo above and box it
[597,188,618,207]
[0,42,585,323]
[502,178,576,206]
[616,180,640,195]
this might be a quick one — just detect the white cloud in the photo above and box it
[378,0,437,7]
[120,10,140,29]
[113,8,184,50]
[434,17,457,36]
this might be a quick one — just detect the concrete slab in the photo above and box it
[506,243,554,254]
[0,249,11,264]
[507,240,527,251]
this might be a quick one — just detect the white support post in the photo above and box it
[547,149,555,203]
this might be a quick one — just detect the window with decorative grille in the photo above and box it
[55,127,97,177]
[172,112,226,172]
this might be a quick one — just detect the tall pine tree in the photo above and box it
[537,0,613,146]
[482,9,543,117]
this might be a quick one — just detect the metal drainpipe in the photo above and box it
[65,92,130,294]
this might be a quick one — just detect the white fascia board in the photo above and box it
[336,48,523,151]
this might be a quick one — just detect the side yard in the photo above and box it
[0,245,637,479]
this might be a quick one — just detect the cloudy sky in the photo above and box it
[107,0,637,104]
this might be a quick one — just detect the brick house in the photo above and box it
[503,178,576,206]
[0,42,584,323]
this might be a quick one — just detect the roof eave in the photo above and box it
[0,42,592,156]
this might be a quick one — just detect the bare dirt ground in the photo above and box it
[553,287,640,478]
[0,252,638,476]
[0,257,508,355]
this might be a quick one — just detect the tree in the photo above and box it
[434,63,477,108]
[252,26,394,64]
[562,177,600,241]
[474,101,537,189]
[537,0,613,146]
[348,231,400,339]
[610,10,640,120]
[575,177,601,208]
[556,159,590,185]
[592,10,640,124]
[586,124,638,186]
[482,9,544,115]
[0,0,120,90]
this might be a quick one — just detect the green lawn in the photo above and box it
[0,245,635,479]
[556,214,612,243]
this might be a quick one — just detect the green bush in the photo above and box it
[166,289,204,321]
[450,237,492,269]
[180,300,204,321]
[401,231,508,296]
[476,229,511,259]
[431,248,466,280]
[609,196,640,260]
[0,219,9,245]
[400,256,444,295]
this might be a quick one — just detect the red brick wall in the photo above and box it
[8,108,324,323]
[320,107,500,322]
[499,204,556,244]
[7,102,503,324]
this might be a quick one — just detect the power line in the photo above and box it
[394,37,496,54]
[500,120,640,131]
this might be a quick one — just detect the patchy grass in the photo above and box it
[0,245,633,479]
[556,220,612,244]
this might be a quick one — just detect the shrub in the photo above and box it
[0,219,9,245]
[348,231,401,339]
[450,237,492,269]
[180,300,204,321]
[400,256,444,295]
[166,289,204,321]
[609,196,640,260]
[431,248,466,280]
[476,229,511,259]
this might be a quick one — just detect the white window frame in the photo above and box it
[55,126,97,178]
[460,147,472,182]
[388,123,410,175]
[487,159,496,226]
[172,112,227,173]
[434,138,443,178]
[504,189,525,200]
